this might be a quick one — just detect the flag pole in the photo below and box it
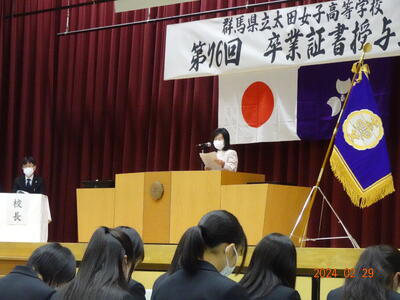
[290,43,372,240]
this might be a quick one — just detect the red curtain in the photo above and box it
[1,0,399,246]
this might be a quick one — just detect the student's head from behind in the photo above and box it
[178,210,247,276]
[60,226,135,300]
[115,226,145,280]
[343,245,400,300]
[27,243,76,288]
[211,128,231,151]
[21,156,37,177]
[56,227,134,300]
[240,233,297,298]
[81,227,134,280]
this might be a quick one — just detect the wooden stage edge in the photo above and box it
[0,242,363,277]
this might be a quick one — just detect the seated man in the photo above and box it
[0,243,76,300]
[12,156,45,194]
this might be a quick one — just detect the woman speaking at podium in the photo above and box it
[207,128,238,172]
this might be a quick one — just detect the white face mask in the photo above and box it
[213,140,224,151]
[23,167,34,177]
[220,245,238,277]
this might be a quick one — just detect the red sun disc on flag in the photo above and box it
[241,81,274,128]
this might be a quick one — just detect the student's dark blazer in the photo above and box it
[151,261,250,300]
[152,272,168,292]
[128,279,146,300]
[12,175,45,194]
[253,285,301,300]
[51,285,136,300]
[0,265,55,300]
[328,286,400,300]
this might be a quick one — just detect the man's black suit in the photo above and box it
[12,175,45,194]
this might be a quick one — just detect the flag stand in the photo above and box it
[290,186,360,248]
[289,43,372,248]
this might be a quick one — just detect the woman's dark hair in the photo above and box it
[115,226,145,279]
[166,228,190,274]
[176,210,247,274]
[27,243,76,288]
[211,128,231,151]
[22,156,36,166]
[56,227,135,300]
[343,245,400,300]
[240,233,297,298]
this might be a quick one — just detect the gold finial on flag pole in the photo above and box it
[363,42,372,53]
[352,43,372,82]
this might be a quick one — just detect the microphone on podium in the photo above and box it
[197,142,212,148]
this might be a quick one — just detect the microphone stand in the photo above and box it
[198,144,208,170]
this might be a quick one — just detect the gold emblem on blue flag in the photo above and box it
[343,109,384,151]
[330,68,394,208]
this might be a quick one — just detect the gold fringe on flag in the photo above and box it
[330,146,395,208]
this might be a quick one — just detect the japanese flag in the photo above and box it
[218,67,300,144]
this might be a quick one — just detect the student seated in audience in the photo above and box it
[151,210,250,300]
[328,245,400,300]
[0,243,76,300]
[116,226,146,300]
[240,233,300,300]
[53,227,140,300]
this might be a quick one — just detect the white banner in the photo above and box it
[164,0,400,80]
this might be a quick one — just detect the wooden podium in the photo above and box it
[77,188,115,242]
[77,171,311,245]
[169,171,265,243]
[221,184,311,246]
[114,172,172,244]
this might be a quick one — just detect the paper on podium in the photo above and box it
[199,152,222,170]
